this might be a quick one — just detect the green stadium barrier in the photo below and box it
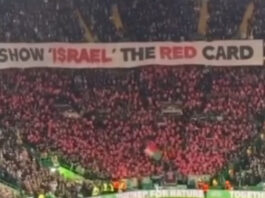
[256,182,265,190]
[58,166,84,181]
[141,177,154,190]
[207,190,230,198]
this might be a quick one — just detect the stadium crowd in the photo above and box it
[0,0,84,42]
[207,0,250,39]
[0,0,265,197]
[0,66,264,197]
[252,0,265,39]
[0,126,90,198]
[231,127,265,186]
[118,0,200,41]
[1,0,265,42]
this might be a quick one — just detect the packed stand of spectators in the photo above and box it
[1,0,265,42]
[207,0,250,39]
[0,126,90,198]
[76,0,123,42]
[118,0,200,41]
[0,0,84,42]
[0,66,264,184]
[0,0,265,196]
[74,0,200,42]
[0,184,18,198]
[252,0,265,39]
[0,0,201,43]
[231,128,265,187]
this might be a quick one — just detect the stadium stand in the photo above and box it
[252,0,265,39]
[0,66,264,197]
[207,0,250,39]
[0,0,262,42]
[0,0,264,198]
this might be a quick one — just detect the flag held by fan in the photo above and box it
[144,142,162,161]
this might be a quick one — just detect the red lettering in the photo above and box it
[160,46,197,60]
[54,48,113,65]
[173,47,183,58]
[102,49,112,63]
[160,47,171,59]
[67,48,79,63]
[90,49,100,63]
[57,48,66,63]
[78,48,90,63]
[185,46,197,58]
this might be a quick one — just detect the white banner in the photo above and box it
[94,189,204,198]
[230,191,265,198]
[0,40,263,69]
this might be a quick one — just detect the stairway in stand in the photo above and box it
[239,2,254,39]
[111,4,124,31]
[75,9,96,42]
[198,0,209,36]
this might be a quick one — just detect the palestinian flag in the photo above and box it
[144,142,162,161]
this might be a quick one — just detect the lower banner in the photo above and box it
[229,191,265,198]
[207,190,265,198]
[94,189,204,198]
